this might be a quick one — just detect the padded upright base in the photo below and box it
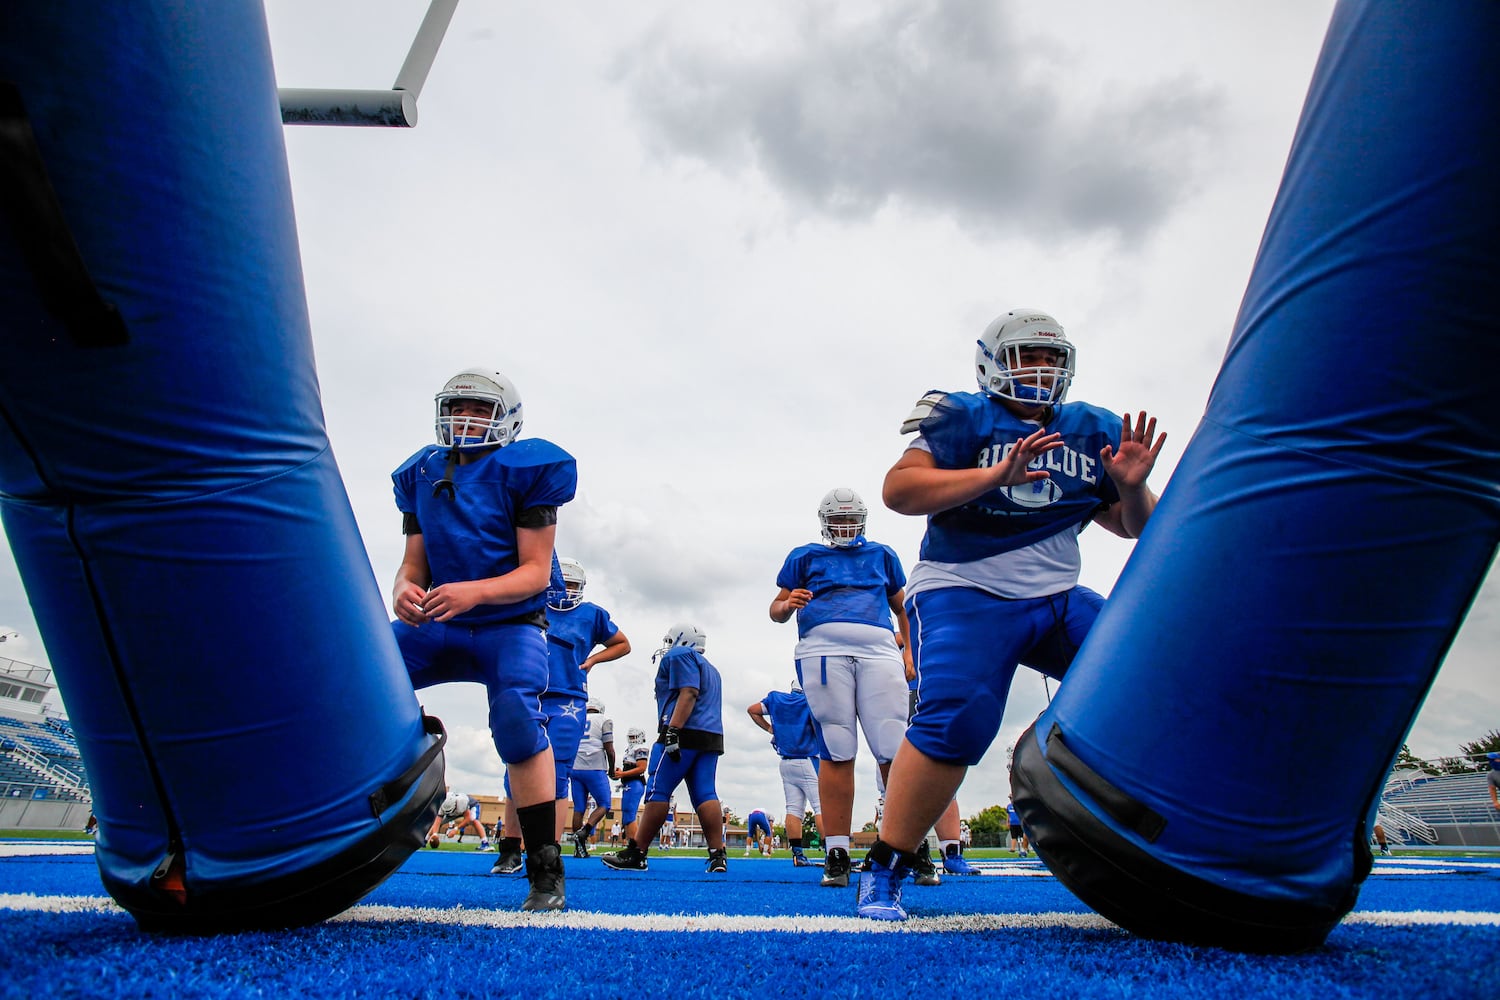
[1012,721,1364,953]
[106,745,445,934]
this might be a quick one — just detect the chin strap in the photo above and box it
[432,447,459,500]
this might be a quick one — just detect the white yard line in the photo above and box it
[2,893,1498,932]
[0,843,94,856]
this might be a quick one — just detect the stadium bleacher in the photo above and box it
[1382,769,1499,845]
[0,714,89,801]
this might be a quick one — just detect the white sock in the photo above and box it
[826,835,850,852]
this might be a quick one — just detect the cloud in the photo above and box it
[614,0,1222,243]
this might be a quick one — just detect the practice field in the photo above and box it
[2,842,1498,998]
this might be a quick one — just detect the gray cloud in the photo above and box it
[615,0,1221,243]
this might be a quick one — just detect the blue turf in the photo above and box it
[3,850,1498,998]
[371,851,1098,916]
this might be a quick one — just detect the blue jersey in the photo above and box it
[392,439,577,625]
[544,601,620,701]
[654,646,724,744]
[915,392,1121,563]
[775,542,906,640]
[761,689,825,759]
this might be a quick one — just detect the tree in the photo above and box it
[1394,734,1498,777]
[967,804,1008,847]
[1394,744,1441,775]
[1458,729,1500,761]
[802,810,820,848]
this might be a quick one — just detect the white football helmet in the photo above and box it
[654,622,707,660]
[548,557,587,611]
[975,309,1075,405]
[439,791,464,819]
[627,726,647,745]
[434,367,524,450]
[818,488,868,547]
[587,697,604,713]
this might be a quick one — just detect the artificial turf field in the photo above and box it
[2,840,1498,998]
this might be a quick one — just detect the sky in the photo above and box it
[2,0,1495,829]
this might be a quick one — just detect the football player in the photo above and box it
[614,726,652,846]
[600,624,728,873]
[568,698,616,857]
[1489,752,1500,811]
[492,557,629,873]
[744,808,772,857]
[428,790,489,851]
[747,681,826,867]
[390,366,576,912]
[769,488,912,889]
[857,309,1165,920]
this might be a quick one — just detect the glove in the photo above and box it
[662,726,682,763]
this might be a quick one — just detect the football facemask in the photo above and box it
[975,309,1076,405]
[434,368,523,450]
[818,487,868,548]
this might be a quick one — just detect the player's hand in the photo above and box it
[988,427,1064,488]
[785,589,813,611]
[421,581,483,622]
[662,726,682,763]
[394,581,430,625]
[1100,411,1167,490]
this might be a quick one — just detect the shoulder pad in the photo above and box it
[900,391,948,435]
[497,437,575,468]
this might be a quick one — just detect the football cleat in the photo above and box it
[490,848,524,875]
[571,830,590,859]
[942,844,979,875]
[856,857,910,921]
[601,843,649,871]
[821,847,852,888]
[706,848,728,873]
[912,842,941,886]
[792,851,812,868]
[521,843,566,912]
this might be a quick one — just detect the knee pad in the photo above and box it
[819,725,858,762]
[488,691,549,763]
[871,715,909,763]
